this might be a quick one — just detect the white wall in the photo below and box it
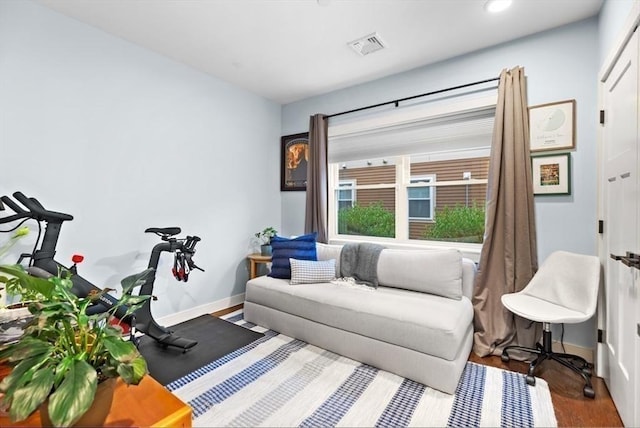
[0,1,282,318]
[282,18,599,348]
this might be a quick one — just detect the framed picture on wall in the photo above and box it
[281,132,309,191]
[529,99,576,152]
[532,153,571,196]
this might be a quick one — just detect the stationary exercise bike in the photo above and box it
[0,191,203,351]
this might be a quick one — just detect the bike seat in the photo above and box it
[145,227,181,236]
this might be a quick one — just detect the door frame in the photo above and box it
[596,1,640,378]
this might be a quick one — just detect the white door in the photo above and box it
[601,28,640,427]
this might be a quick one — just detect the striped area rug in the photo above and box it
[168,310,557,427]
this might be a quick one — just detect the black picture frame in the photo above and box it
[281,132,309,191]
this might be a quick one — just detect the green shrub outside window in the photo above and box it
[423,202,485,243]
[338,202,395,238]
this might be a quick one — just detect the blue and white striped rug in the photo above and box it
[168,310,557,427]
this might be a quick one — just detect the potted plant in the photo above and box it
[254,227,277,256]
[0,226,33,308]
[0,227,37,346]
[0,265,152,427]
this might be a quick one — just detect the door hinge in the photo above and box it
[598,329,605,343]
[598,220,604,234]
[599,110,605,125]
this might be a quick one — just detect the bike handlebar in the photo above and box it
[0,191,74,224]
[0,194,32,224]
[1,196,26,214]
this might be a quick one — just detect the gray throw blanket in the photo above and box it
[340,242,385,288]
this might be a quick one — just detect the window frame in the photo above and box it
[408,175,436,221]
[326,94,496,260]
[337,180,356,211]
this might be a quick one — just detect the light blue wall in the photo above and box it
[282,18,600,348]
[599,0,636,67]
[283,18,599,260]
[0,0,282,317]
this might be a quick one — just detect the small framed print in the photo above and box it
[281,132,309,191]
[532,153,571,196]
[529,99,575,152]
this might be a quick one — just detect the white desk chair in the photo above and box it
[500,250,600,398]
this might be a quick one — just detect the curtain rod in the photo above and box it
[326,76,500,119]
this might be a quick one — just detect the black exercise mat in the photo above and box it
[137,314,264,386]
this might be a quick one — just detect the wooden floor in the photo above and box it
[468,353,623,427]
[216,305,622,427]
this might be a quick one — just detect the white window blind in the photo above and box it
[328,95,497,163]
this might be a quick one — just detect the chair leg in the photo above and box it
[551,351,591,374]
[501,323,595,398]
[501,344,543,362]
[502,343,546,386]
[549,353,595,398]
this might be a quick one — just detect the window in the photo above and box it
[327,94,496,247]
[408,176,434,220]
[337,180,355,210]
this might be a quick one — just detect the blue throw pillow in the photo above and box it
[268,233,318,279]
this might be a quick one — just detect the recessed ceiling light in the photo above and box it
[484,0,512,13]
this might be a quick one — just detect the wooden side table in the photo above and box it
[247,253,272,279]
[0,373,192,427]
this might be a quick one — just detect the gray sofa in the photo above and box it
[243,243,477,394]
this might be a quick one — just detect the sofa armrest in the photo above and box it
[461,258,477,300]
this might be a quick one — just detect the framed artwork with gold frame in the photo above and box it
[529,99,576,152]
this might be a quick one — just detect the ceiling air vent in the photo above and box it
[348,33,385,56]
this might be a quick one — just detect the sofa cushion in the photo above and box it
[246,276,473,361]
[316,242,342,277]
[269,233,317,279]
[290,258,336,285]
[377,248,463,299]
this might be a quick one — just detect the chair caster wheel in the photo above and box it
[583,386,595,398]
[525,375,536,386]
[501,353,510,363]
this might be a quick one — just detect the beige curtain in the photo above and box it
[305,114,328,243]
[473,67,540,357]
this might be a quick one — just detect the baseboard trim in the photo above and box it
[552,340,593,364]
[156,293,245,327]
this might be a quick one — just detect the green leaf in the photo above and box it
[53,355,74,387]
[8,367,54,422]
[119,268,154,294]
[117,356,148,385]
[48,360,97,427]
[118,293,151,306]
[101,335,138,362]
[3,337,52,362]
[0,265,53,299]
[0,352,50,400]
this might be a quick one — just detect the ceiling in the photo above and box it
[38,0,603,104]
